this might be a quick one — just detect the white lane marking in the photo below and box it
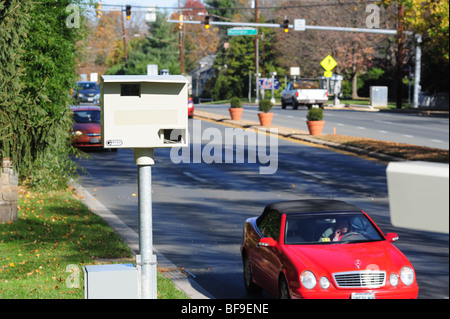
[183,172,207,183]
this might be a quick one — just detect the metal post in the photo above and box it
[135,148,157,299]
[413,34,422,109]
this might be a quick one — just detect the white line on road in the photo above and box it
[183,172,207,183]
[403,134,414,138]
[297,170,326,181]
[378,130,389,134]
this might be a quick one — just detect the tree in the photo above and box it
[175,0,220,73]
[1,0,85,188]
[276,0,387,99]
[106,11,181,75]
[380,0,449,93]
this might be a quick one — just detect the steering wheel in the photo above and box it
[340,232,367,242]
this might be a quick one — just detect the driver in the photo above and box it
[330,219,350,242]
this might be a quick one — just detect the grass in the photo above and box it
[314,134,449,163]
[0,187,188,299]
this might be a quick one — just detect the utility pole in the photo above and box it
[396,3,404,109]
[254,0,259,103]
[121,6,128,64]
[178,1,184,75]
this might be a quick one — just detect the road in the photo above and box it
[197,104,449,150]
[75,118,449,299]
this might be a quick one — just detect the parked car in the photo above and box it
[241,199,419,299]
[74,81,100,104]
[71,106,102,149]
[188,97,194,118]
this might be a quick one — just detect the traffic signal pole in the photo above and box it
[168,19,421,108]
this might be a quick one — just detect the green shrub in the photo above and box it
[258,99,273,113]
[306,108,324,121]
[230,97,242,108]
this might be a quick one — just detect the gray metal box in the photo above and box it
[370,86,388,107]
[83,264,139,299]
[101,75,189,149]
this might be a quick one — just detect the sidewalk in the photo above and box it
[194,110,402,162]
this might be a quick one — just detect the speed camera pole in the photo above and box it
[135,148,157,299]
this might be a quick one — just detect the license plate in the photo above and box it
[88,98,94,101]
[90,138,100,144]
[351,292,375,299]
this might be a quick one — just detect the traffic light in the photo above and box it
[204,15,210,29]
[282,18,289,33]
[95,2,102,19]
[126,5,131,20]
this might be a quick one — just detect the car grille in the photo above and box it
[86,133,101,137]
[333,271,386,288]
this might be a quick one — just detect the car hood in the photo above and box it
[283,241,409,273]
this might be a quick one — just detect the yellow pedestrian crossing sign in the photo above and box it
[321,55,337,71]
[324,71,333,78]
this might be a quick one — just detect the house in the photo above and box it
[190,55,216,102]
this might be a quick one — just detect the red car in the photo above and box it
[188,97,194,118]
[241,200,419,299]
[71,106,102,148]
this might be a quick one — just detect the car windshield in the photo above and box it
[77,82,99,90]
[284,212,384,245]
[73,110,101,124]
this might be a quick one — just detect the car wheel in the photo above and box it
[281,99,286,109]
[278,276,291,299]
[292,99,298,110]
[243,254,262,294]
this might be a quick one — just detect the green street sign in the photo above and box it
[227,27,258,36]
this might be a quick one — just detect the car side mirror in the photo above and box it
[259,237,277,247]
[385,233,399,242]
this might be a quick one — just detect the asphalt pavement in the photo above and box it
[73,107,449,299]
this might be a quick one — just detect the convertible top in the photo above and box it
[264,200,362,215]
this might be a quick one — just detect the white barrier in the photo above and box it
[386,161,449,234]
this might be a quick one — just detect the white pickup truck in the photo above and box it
[281,79,328,109]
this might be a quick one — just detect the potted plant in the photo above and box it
[306,107,325,135]
[258,99,274,127]
[229,97,243,120]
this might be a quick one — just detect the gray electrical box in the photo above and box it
[83,264,139,299]
[370,86,388,107]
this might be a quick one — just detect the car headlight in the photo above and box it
[78,93,84,97]
[73,131,83,137]
[300,271,317,289]
[389,273,399,287]
[319,276,330,289]
[400,266,415,286]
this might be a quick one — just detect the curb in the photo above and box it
[194,110,403,163]
[71,181,214,299]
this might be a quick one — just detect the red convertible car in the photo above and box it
[241,200,419,299]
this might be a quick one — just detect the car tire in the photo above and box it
[281,98,286,109]
[243,254,262,294]
[278,275,291,299]
[292,99,299,110]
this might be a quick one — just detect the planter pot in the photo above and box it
[306,120,325,135]
[229,107,243,121]
[258,112,274,127]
